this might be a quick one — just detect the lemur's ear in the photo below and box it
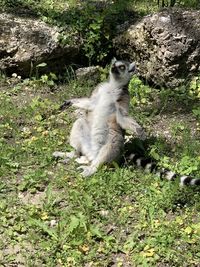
[111,57,117,64]
[128,62,136,73]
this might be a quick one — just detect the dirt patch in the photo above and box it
[149,112,199,141]
[18,191,46,206]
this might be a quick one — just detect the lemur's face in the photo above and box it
[110,58,136,85]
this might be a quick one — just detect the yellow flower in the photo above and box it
[41,212,49,221]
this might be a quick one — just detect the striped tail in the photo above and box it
[128,153,200,186]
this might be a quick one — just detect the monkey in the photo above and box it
[53,58,146,176]
[53,59,200,186]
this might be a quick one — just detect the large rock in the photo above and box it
[114,9,200,88]
[0,13,80,76]
[76,66,101,85]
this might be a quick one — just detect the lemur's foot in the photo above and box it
[77,165,97,177]
[75,156,90,165]
[53,151,75,160]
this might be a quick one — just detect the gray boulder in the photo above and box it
[0,13,80,76]
[114,9,200,88]
[76,66,101,85]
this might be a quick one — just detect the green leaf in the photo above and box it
[36,62,47,68]
[28,218,57,240]
[90,225,102,238]
[68,215,80,233]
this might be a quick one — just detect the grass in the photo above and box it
[0,72,200,266]
[0,0,200,265]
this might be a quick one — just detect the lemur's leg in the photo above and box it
[78,140,122,177]
[53,117,91,163]
[87,133,107,162]
[70,117,91,158]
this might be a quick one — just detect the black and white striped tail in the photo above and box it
[180,176,200,186]
[128,153,200,186]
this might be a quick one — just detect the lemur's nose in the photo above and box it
[128,63,136,73]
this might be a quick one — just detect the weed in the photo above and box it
[129,75,152,106]
[0,1,200,264]
[192,107,200,120]
[0,73,200,266]
[189,76,200,100]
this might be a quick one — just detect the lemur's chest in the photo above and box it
[91,85,124,126]
[93,94,116,119]
[97,87,121,107]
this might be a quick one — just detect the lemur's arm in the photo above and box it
[116,96,146,140]
[60,97,93,111]
[59,85,100,111]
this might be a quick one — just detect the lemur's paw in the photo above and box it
[59,159,71,164]
[75,156,90,165]
[59,100,72,110]
[78,165,97,177]
[53,151,75,159]
[52,151,67,158]
[53,151,75,165]
[136,127,146,140]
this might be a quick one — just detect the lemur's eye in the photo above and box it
[119,65,125,71]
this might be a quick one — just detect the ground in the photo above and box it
[0,74,200,266]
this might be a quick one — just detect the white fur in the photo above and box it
[165,171,176,181]
[180,175,188,186]
[53,60,145,176]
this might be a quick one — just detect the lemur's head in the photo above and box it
[110,58,136,85]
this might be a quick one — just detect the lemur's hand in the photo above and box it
[59,100,72,111]
[136,126,146,140]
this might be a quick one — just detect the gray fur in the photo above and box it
[53,59,145,177]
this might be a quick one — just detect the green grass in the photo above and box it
[0,73,200,266]
[0,1,200,265]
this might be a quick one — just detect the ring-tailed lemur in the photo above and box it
[53,58,146,176]
[53,59,200,186]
